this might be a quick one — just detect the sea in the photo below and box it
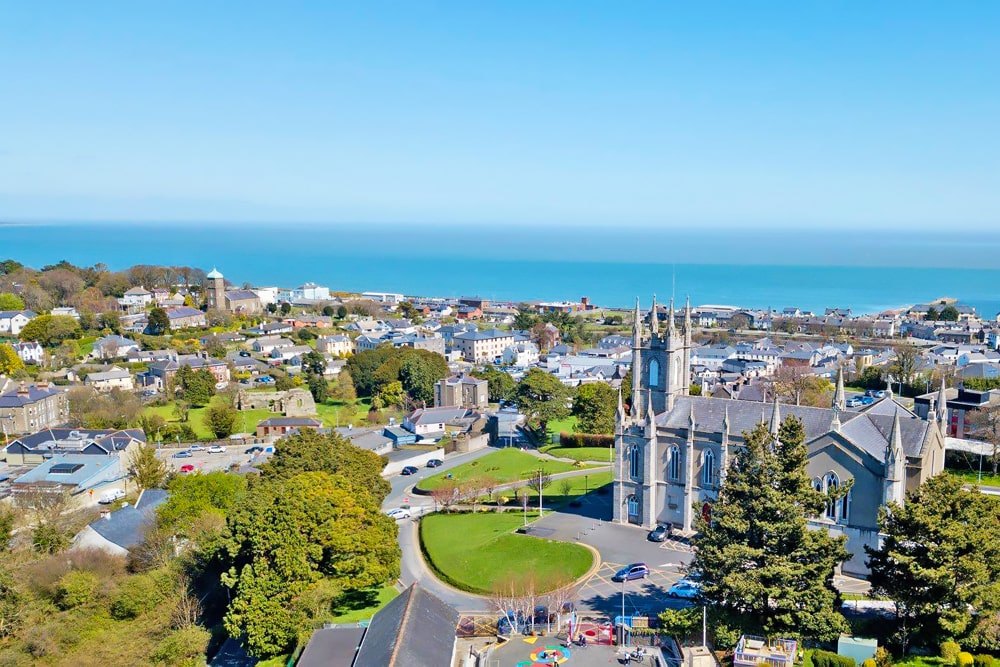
[3,221,1000,317]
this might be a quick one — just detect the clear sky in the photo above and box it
[1,2,998,230]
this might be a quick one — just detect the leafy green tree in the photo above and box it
[32,523,69,555]
[373,380,406,410]
[302,350,326,376]
[331,370,357,402]
[176,366,216,407]
[223,472,400,657]
[0,344,24,375]
[0,293,24,310]
[307,373,329,403]
[399,351,448,405]
[157,471,247,539]
[690,417,850,644]
[260,429,390,500]
[344,346,396,396]
[514,368,572,431]
[336,305,348,319]
[0,567,24,640]
[0,510,13,551]
[146,307,171,335]
[658,607,701,642]
[128,443,168,491]
[203,402,239,439]
[279,302,291,316]
[572,382,617,434]
[926,306,940,321]
[513,303,540,330]
[866,475,1000,651]
[940,305,960,322]
[471,364,516,403]
[18,314,81,346]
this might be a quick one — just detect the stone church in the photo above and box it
[613,297,946,576]
[205,268,263,315]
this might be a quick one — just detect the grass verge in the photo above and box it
[538,446,614,463]
[416,448,596,492]
[329,585,399,623]
[419,511,593,594]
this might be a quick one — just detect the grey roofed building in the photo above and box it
[73,488,169,555]
[298,583,457,667]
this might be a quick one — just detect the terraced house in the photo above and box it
[0,381,68,436]
[614,297,946,576]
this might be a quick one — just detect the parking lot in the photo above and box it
[157,445,257,474]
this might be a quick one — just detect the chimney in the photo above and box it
[16,382,28,397]
[100,510,111,521]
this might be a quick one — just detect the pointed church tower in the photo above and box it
[936,377,949,436]
[682,401,697,534]
[631,297,643,421]
[720,404,731,484]
[650,294,658,335]
[884,408,906,506]
[833,368,846,412]
[770,397,781,437]
[668,298,675,336]
[682,296,692,395]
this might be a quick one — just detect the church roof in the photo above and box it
[656,396,931,461]
[206,267,223,279]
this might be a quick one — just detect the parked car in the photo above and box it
[207,445,225,454]
[239,350,251,357]
[98,489,126,505]
[846,397,863,408]
[401,466,418,476]
[172,450,193,458]
[612,563,650,582]
[860,396,874,405]
[874,390,886,398]
[189,444,205,451]
[648,523,671,542]
[667,580,701,600]
[497,610,527,636]
[245,446,263,455]
[179,464,195,473]
[257,376,274,384]
[426,458,443,468]
[386,508,411,520]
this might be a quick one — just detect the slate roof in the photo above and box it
[297,627,364,667]
[166,306,204,319]
[7,428,145,454]
[454,328,514,341]
[0,383,63,407]
[353,584,458,667]
[88,489,168,550]
[0,309,36,319]
[225,289,259,301]
[656,396,931,461]
[406,407,469,425]
[258,417,322,427]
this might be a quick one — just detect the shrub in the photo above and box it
[941,642,962,664]
[958,653,974,667]
[32,523,68,555]
[973,656,994,667]
[110,571,169,619]
[863,660,877,667]
[151,626,211,666]
[874,647,893,667]
[560,432,614,448]
[813,649,856,667]
[55,570,100,609]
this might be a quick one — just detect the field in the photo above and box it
[419,511,594,594]
[545,415,579,444]
[539,445,615,463]
[142,396,276,441]
[416,448,595,492]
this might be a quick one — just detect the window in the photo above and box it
[825,472,839,520]
[627,495,640,518]
[813,477,823,493]
[629,444,641,480]
[702,449,716,487]
[648,358,660,388]
[669,445,681,481]
[841,489,852,523]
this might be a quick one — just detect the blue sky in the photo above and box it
[1,2,998,229]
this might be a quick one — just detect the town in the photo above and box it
[0,257,998,666]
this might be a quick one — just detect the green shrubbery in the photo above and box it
[812,649,857,667]
[958,653,974,667]
[973,656,995,667]
[559,432,614,448]
[942,643,962,664]
[110,571,169,620]
[55,570,100,610]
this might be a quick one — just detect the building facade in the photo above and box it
[434,374,488,410]
[0,382,69,435]
[453,328,515,363]
[613,297,946,577]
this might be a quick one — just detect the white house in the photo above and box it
[361,292,405,305]
[0,310,36,336]
[502,341,540,368]
[290,283,331,301]
[50,307,80,319]
[252,336,294,355]
[11,341,44,365]
[252,287,279,305]
[270,345,312,362]
[85,366,135,392]
[402,406,469,437]
[93,335,141,360]
[316,335,354,357]
[119,287,153,310]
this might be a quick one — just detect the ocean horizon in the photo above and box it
[4,221,1000,318]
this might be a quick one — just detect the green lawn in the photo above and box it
[329,584,399,623]
[314,398,384,427]
[143,396,280,442]
[539,445,614,463]
[76,335,97,357]
[546,416,579,443]
[947,468,1000,487]
[420,511,594,594]
[500,470,613,504]
[416,448,596,492]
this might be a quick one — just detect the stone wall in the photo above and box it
[237,388,317,417]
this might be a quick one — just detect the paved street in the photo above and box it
[156,445,254,474]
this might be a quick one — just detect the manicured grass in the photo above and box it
[143,396,282,441]
[539,445,614,463]
[420,511,594,594]
[546,415,579,443]
[76,335,97,357]
[417,448,596,491]
[947,468,1000,488]
[499,471,613,504]
[895,658,946,667]
[315,398,390,427]
[329,585,399,623]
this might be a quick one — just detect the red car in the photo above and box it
[180,464,195,473]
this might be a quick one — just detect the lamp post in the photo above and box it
[620,576,627,647]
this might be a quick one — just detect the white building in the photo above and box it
[11,341,44,365]
[119,287,153,310]
[290,283,331,301]
[85,367,135,392]
[502,341,540,368]
[0,310,36,336]
[253,287,280,305]
[361,292,405,305]
[316,335,354,357]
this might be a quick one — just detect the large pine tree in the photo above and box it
[690,416,850,643]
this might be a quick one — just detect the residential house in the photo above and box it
[0,382,68,436]
[256,417,323,440]
[383,425,418,446]
[12,454,124,497]
[283,315,332,329]
[691,345,736,372]
[290,282,331,302]
[455,305,482,320]
[297,583,457,667]
[316,335,353,357]
[0,310,36,336]
[502,341,540,368]
[252,336,294,355]
[73,489,169,556]
[126,348,178,364]
[434,374,488,410]
[144,355,230,389]
[119,287,153,310]
[337,427,393,456]
[93,334,140,360]
[454,328,515,363]
[344,319,389,335]
[437,323,478,344]
[4,427,145,465]
[270,344,312,362]
[402,406,470,437]
[50,306,80,319]
[386,318,417,334]
[85,366,135,392]
[360,292,404,304]
[165,306,207,329]
[11,341,44,365]
[914,383,1000,439]
[246,321,294,336]
[200,331,246,346]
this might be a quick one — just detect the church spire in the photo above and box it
[833,368,846,412]
[650,294,658,334]
[631,297,643,422]
[684,295,692,335]
[645,390,656,437]
[632,297,643,347]
[616,385,625,421]
[770,397,781,436]
[668,297,675,336]
[936,376,949,434]
[889,407,903,462]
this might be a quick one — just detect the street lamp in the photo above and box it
[620,577,627,647]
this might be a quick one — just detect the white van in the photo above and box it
[98,489,126,505]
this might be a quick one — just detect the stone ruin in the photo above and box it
[237,388,317,417]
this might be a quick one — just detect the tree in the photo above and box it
[940,305,960,322]
[658,607,702,644]
[129,443,168,491]
[302,350,326,377]
[0,344,24,376]
[729,313,751,330]
[279,302,291,316]
[513,303,540,331]
[572,382,617,434]
[374,380,406,410]
[969,404,1000,475]
[0,293,24,310]
[331,370,356,402]
[771,366,832,407]
[399,352,448,405]
[18,314,81,347]
[925,306,940,321]
[203,403,239,439]
[147,307,171,335]
[866,475,1000,652]
[890,343,920,388]
[690,417,850,644]
[515,368,571,431]
[223,472,400,657]
[307,373,329,403]
[176,366,216,407]
[336,305,348,319]
[0,568,24,640]
[157,471,247,540]
[471,364,516,403]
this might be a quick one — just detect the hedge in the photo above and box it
[560,432,614,448]
[812,650,856,667]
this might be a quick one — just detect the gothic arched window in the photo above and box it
[825,472,840,520]
[669,445,681,481]
[627,494,640,519]
[629,444,641,480]
[841,488,852,523]
[702,449,716,487]
[648,358,660,388]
